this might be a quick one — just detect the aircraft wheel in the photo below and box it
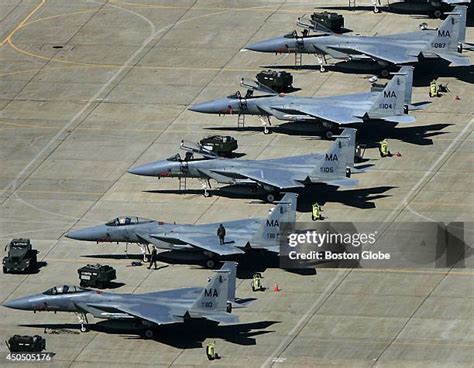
[325,130,334,140]
[206,259,216,269]
[80,325,88,333]
[373,7,380,14]
[144,329,154,339]
[379,69,390,78]
[203,191,211,198]
[266,193,275,203]
[433,10,442,18]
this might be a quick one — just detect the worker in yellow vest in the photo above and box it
[251,273,264,291]
[379,139,393,158]
[312,203,322,221]
[429,79,439,98]
[206,341,218,360]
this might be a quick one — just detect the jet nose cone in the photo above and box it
[189,98,232,114]
[128,161,162,177]
[66,228,89,241]
[3,297,30,310]
[245,36,288,53]
[67,224,113,242]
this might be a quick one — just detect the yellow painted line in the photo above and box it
[2,3,303,74]
[288,337,474,349]
[17,9,98,28]
[42,257,474,276]
[110,0,315,14]
[2,122,474,141]
[17,189,103,196]
[0,121,217,134]
[321,268,474,276]
[1,0,46,46]
[43,257,128,265]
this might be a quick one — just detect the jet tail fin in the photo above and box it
[219,262,237,302]
[368,69,410,119]
[190,269,230,315]
[251,193,298,248]
[309,128,356,181]
[426,6,466,53]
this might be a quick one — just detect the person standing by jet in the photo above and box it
[148,245,158,270]
[312,203,322,221]
[379,139,393,158]
[217,224,226,245]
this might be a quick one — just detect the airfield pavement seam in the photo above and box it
[0,0,111,203]
[370,269,453,367]
[0,0,159,304]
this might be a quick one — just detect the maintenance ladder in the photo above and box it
[295,37,304,66]
[237,97,248,128]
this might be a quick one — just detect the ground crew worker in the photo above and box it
[217,224,226,245]
[429,79,439,97]
[147,245,158,270]
[206,341,218,360]
[379,139,393,158]
[139,244,147,262]
[312,203,322,221]
[251,273,263,291]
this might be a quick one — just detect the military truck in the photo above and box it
[3,239,38,273]
[6,335,46,353]
[256,70,293,93]
[310,11,344,32]
[199,135,238,157]
[78,264,116,289]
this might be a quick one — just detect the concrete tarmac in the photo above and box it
[0,1,472,367]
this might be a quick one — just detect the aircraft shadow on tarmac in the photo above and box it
[314,5,474,25]
[355,122,453,147]
[262,62,474,85]
[144,184,395,211]
[83,251,317,278]
[208,122,452,146]
[21,320,279,349]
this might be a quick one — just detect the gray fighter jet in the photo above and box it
[67,193,297,268]
[244,5,471,75]
[319,0,471,18]
[189,67,425,136]
[127,128,359,202]
[3,262,247,338]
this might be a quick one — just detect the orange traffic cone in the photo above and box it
[273,283,280,292]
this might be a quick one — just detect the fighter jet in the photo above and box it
[127,128,359,202]
[244,5,471,75]
[3,262,248,338]
[189,67,423,137]
[319,0,471,18]
[67,193,297,268]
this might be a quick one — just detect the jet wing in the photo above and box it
[196,168,234,184]
[149,233,246,256]
[271,104,363,125]
[323,178,359,187]
[380,115,416,124]
[75,302,182,325]
[213,168,305,190]
[202,312,239,325]
[113,303,182,325]
[327,44,418,65]
[436,52,471,66]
